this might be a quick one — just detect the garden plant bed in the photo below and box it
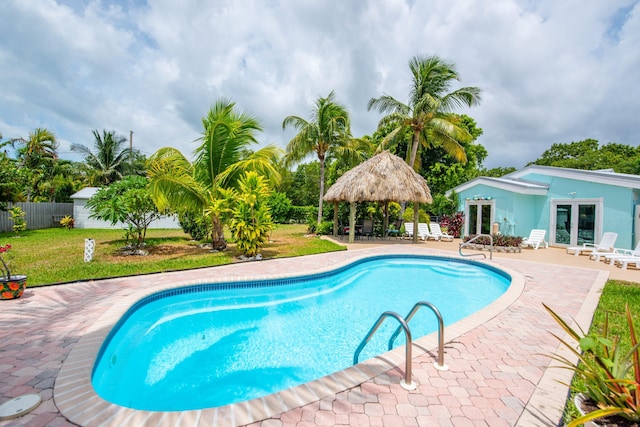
[460,243,522,253]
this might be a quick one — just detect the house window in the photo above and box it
[465,200,494,236]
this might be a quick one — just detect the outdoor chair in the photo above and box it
[591,241,640,263]
[404,222,430,240]
[429,223,454,241]
[417,222,435,240]
[386,220,402,239]
[521,229,548,250]
[361,219,374,240]
[614,255,640,270]
[566,232,617,256]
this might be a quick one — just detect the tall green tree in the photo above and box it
[71,129,142,185]
[16,127,58,169]
[367,54,481,171]
[529,139,640,174]
[147,99,281,251]
[283,91,351,224]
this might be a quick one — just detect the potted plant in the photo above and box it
[0,244,27,300]
[544,303,640,427]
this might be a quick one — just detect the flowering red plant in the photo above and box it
[0,244,13,281]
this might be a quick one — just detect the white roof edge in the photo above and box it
[70,187,99,199]
[506,165,640,189]
[449,177,548,196]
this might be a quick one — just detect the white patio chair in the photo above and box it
[429,223,454,241]
[522,229,548,250]
[614,255,640,270]
[591,241,640,263]
[566,232,617,257]
[418,222,436,240]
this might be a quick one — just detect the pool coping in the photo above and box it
[53,248,526,427]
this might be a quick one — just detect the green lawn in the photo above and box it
[0,224,345,286]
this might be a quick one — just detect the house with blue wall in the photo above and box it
[449,165,640,250]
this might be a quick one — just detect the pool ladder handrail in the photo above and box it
[388,301,448,371]
[353,311,415,390]
[459,233,493,259]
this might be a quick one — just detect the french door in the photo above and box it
[551,200,601,246]
[466,200,494,236]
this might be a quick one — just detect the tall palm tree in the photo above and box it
[147,99,281,250]
[367,54,481,171]
[283,91,351,224]
[71,130,133,185]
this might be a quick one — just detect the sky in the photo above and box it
[1,0,639,169]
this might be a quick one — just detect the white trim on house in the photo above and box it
[450,177,549,196]
[506,165,640,189]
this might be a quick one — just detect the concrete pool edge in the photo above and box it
[53,248,525,427]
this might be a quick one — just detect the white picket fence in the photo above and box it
[0,202,73,233]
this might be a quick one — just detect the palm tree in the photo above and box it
[283,91,351,224]
[147,99,281,250]
[71,130,133,185]
[17,128,58,168]
[367,54,481,171]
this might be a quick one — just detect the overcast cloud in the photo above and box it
[1,0,638,169]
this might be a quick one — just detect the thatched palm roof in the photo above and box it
[324,150,432,203]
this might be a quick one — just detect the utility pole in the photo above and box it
[129,130,133,166]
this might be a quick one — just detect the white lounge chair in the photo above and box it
[566,232,618,257]
[429,223,454,241]
[591,241,640,263]
[404,222,430,240]
[418,222,436,240]
[614,256,640,270]
[522,229,548,250]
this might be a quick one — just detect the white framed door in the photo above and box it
[550,199,602,246]
[465,200,495,236]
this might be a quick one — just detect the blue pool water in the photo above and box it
[92,255,510,411]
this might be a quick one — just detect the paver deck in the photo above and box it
[0,241,620,426]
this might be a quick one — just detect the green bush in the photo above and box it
[267,192,292,223]
[315,221,334,235]
[290,206,315,223]
[178,211,211,241]
[462,234,522,247]
[402,206,430,224]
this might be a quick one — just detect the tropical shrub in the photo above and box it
[290,206,314,224]
[315,221,334,235]
[9,206,27,236]
[60,215,74,229]
[402,206,429,224]
[228,172,275,258]
[462,234,522,247]
[544,303,640,426]
[440,212,464,238]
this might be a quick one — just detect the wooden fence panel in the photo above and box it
[0,202,74,233]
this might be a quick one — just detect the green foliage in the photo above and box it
[529,139,640,174]
[480,166,517,178]
[178,211,211,241]
[545,303,640,426]
[283,90,351,224]
[227,172,275,257]
[8,206,26,236]
[266,192,292,223]
[430,191,459,216]
[402,207,429,223]
[315,221,334,235]
[290,205,315,224]
[440,212,464,238]
[87,176,162,249]
[60,216,74,230]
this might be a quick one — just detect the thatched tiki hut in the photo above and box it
[323,150,432,243]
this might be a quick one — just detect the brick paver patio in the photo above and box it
[0,244,607,426]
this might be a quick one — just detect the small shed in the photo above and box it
[324,151,432,243]
[70,187,180,229]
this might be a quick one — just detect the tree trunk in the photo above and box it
[211,215,227,251]
[317,158,325,224]
[408,131,421,171]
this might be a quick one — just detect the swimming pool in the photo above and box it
[92,254,510,411]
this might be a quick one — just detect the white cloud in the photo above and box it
[1,0,638,168]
